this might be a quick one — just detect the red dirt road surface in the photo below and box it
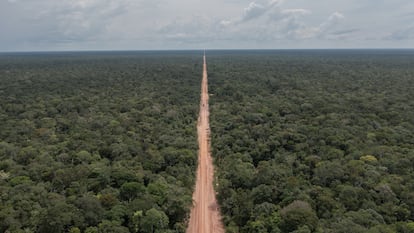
[186,53,224,233]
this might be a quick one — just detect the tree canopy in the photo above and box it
[0,51,201,232]
[208,50,414,233]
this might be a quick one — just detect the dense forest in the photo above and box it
[1,50,414,233]
[208,50,414,233]
[0,52,201,233]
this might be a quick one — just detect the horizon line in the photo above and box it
[1,48,414,54]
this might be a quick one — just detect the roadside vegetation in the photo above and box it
[208,50,414,233]
[0,52,200,233]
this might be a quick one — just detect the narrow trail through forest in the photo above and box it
[186,53,224,233]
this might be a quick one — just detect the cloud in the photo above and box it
[281,9,311,15]
[319,12,344,33]
[2,0,134,46]
[215,0,345,41]
[242,2,267,21]
[331,28,360,36]
[158,16,219,44]
[4,0,406,50]
[280,11,345,40]
[53,0,131,40]
[220,0,283,25]
[157,0,347,47]
[274,9,312,38]
[385,26,414,40]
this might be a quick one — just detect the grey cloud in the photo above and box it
[159,16,220,44]
[319,12,344,33]
[51,0,131,40]
[242,2,267,21]
[217,0,345,40]
[284,11,345,40]
[386,26,414,40]
[281,9,311,15]
[271,8,312,39]
[331,28,360,36]
[160,0,346,45]
[1,0,412,51]
[1,0,134,47]
[220,0,282,25]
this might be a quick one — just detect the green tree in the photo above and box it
[120,182,145,201]
[279,201,318,232]
[85,227,98,233]
[98,220,129,233]
[75,195,104,226]
[140,208,169,233]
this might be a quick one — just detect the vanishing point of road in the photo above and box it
[186,53,224,233]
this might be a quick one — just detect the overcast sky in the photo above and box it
[1,0,414,51]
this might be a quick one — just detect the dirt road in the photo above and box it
[186,53,224,233]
